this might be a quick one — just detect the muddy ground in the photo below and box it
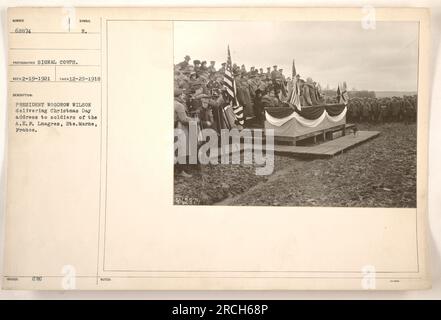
[174,123,416,207]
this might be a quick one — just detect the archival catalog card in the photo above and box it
[3,7,431,290]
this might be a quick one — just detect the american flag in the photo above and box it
[223,46,244,125]
[289,59,301,108]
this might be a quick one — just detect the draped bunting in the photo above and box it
[325,104,346,117]
[326,107,347,122]
[296,106,326,120]
[292,110,327,128]
[266,104,346,120]
[265,111,297,127]
[265,107,295,119]
[265,105,347,127]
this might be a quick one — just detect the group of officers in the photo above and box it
[346,95,418,124]
[174,55,325,128]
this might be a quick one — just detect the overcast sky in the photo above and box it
[174,21,418,92]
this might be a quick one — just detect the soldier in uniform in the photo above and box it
[174,68,182,85]
[257,70,267,92]
[312,81,323,104]
[208,61,216,74]
[207,73,223,97]
[193,60,201,73]
[198,94,216,130]
[279,69,287,98]
[370,97,380,123]
[236,71,254,118]
[253,89,265,125]
[189,84,208,113]
[279,69,285,82]
[200,61,208,72]
[390,97,401,122]
[361,98,371,123]
[378,99,389,123]
[176,55,191,70]
[188,72,199,90]
[247,70,260,100]
[271,65,283,99]
[198,61,210,81]
[353,98,363,123]
[174,88,196,178]
[218,62,226,74]
[302,77,318,106]
[266,67,271,80]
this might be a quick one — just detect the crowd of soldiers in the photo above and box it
[174,55,296,177]
[175,55,418,127]
[346,95,418,124]
[174,55,327,129]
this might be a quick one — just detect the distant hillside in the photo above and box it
[375,91,417,98]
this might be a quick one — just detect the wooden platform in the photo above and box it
[273,123,356,145]
[243,124,356,144]
[211,130,379,160]
[271,130,380,158]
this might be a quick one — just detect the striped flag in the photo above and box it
[289,59,301,109]
[338,82,349,105]
[223,46,244,125]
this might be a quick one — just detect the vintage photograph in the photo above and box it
[3,6,432,292]
[173,21,418,207]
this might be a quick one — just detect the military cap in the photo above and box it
[193,60,201,65]
[184,55,191,60]
[174,88,184,97]
[193,92,210,99]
